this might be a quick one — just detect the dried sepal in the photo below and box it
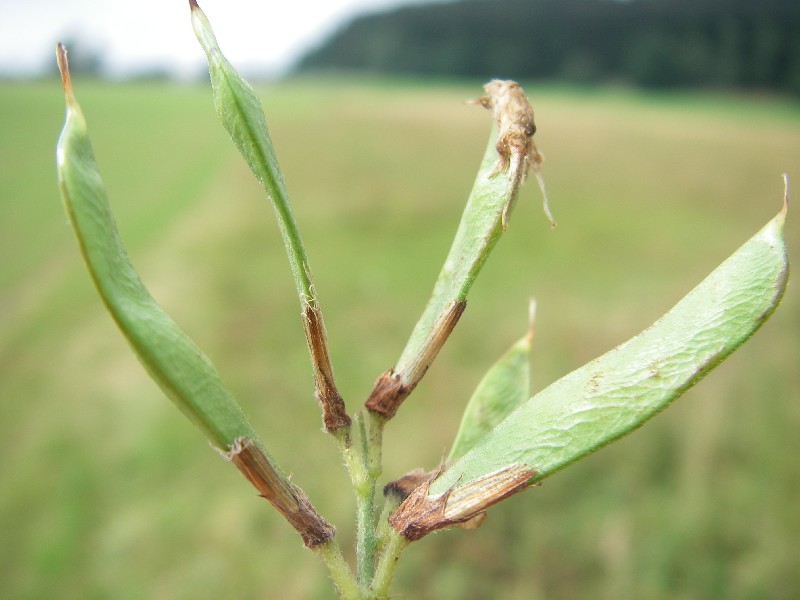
[384,466,488,531]
[363,369,406,421]
[383,468,436,503]
[365,300,465,419]
[389,463,534,541]
[472,80,537,177]
[471,79,554,228]
[303,304,350,432]
[399,299,467,387]
[226,437,335,547]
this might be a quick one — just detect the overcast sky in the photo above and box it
[0,0,422,78]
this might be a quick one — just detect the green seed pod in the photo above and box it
[189,0,347,433]
[430,198,789,498]
[55,44,256,451]
[448,301,536,461]
[55,43,334,547]
[365,81,547,420]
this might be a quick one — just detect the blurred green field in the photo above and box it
[1,77,799,599]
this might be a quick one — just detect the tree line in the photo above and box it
[295,0,800,95]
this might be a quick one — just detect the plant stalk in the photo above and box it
[355,479,377,585]
[314,540,362,600]
[371,529,409,598]
[347,412,382,586]
[365,411,385,480]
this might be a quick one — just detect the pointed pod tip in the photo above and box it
[769,173,790,235]
[55,43,74,102]
[781,173,789,218]
[527,298,537,344]
[761,174,789,251]
[189,0,220,54]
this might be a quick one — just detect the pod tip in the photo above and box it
[527,298,537,344]
[189,0,199,9]
[781,173,789,216]
[55,43,73,100]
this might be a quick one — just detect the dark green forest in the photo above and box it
[296,0,800,94]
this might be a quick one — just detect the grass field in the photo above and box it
[1,77,799,599]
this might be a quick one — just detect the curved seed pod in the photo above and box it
[56,44,252,452]
[430,199,788,496]
[189,0,348,433]
[55,45,333,547]
[365,81,545,419]
[390,198,788,537]
[447,300,536,461]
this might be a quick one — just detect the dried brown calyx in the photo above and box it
[473,79,538,177]
[389,463,535,541]
[471,79,554,229]
[226,437,335,547]
[365,300,466,419]
[384,468,437,503]
[385,466,489,530]
[303,303,350,433]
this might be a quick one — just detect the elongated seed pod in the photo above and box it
[56,44,259,451]
[55,44,335,547]
[430,200,789,498]
[189,0,348,433]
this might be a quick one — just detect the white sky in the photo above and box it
[0,0,422,78]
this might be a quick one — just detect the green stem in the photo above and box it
[349,412,379,585]
[375,494,401,555]
[371,529,409,598]
[314,540,362,600]
[365,411,385,480]
[355,479,377,585]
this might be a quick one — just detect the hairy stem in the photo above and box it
[365,411,385,480]
[314,540,362,600]
[371,529,409,598]
[355,479,377,585]
[348,412,381,585]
